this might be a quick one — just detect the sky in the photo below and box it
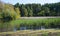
[1,0,60,5]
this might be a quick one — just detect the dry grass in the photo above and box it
[0,29,60,36]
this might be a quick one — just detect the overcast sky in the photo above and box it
[1,0,60,5]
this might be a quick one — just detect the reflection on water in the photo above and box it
[14,26,45,31]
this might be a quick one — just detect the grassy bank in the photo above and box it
[0,18,60,28]
[0,18,60,32]
[11,18,60,28]
[0,30,60,36]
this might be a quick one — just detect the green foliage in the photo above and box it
[14,2,60,17]
[38,10,45,16]
[0,1,20,22]
[11,18,60,28]
[14,8,20,18]
[27,7,33,17]
[1,11,12,22]
[14,3,20,8]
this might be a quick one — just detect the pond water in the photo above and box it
[14,26,45,32]
[13,26,60,32]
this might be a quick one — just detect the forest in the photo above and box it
[0,1,60,20]
[14,2,60,17]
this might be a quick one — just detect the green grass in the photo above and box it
[10,18,60,28]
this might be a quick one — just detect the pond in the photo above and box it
[14,26,45,32]
[13,26,60,32]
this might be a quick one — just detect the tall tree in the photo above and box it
[14,3,20,8]
[21,6,28,17]
[14,8,20,18]
[27,7,33,17]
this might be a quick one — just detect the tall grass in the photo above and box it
[0,18,60,32]
[11,18,60,28]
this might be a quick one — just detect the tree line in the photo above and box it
[14,2,60,17]
[0,1,60,22]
